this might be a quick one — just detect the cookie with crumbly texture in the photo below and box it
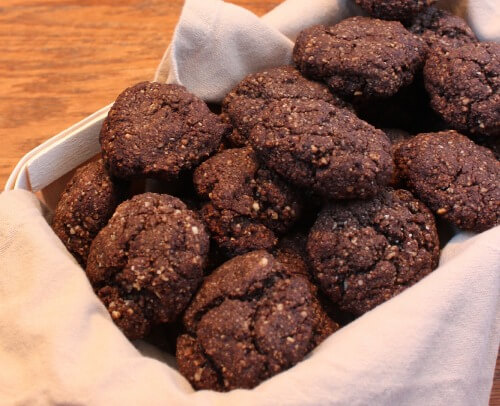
[221,66,350,147]
[177,251,338,391]
[100,82,231,180]
[86,193,209,339]
[355,0,435,22]
[395,131,500,231]
[409,6,477,50]
[52,159,123,266]
[307,188,439,316]
[293,17,427,99]
[194,147,302,256]
[424,43,500,136]
[249,99,393,199]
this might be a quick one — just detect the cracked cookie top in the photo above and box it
[86,193,209,339]
[100,82,231,180]
[177,250,338,391]
[193,147,303,256]
[423,42,500,136]
[395,131,500,231]
[52,159,123,266]
[307,188,439,316]
[355,0,435,22]
[221,66,350,147]
[293,17,427,99]
[249,98,394,199]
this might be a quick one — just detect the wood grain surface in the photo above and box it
[0,0,498,403]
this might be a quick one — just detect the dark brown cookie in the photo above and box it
[86,193,209,339]
[394,131,500,231]
[307,188,439,316]
[249,98,394,199]
[424,42,500,136]
[221,66,350,147]
[355,0,435,22]
[293,17,427,99]
[100,82,231,180]
[194,147,302,256]
[52,159,123,266]
[177,250,338,391]
[409,6,477,51]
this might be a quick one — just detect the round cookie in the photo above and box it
[86,193,209,339]
[221,66,350,147]
[249,98,394,199]
[177,250,339,391]
[293,17,427,99]
[409,6,477,50]
[307,188,439,316]
[394,131,500,231]
[193,147,302,256]
[52,159,123,266]
[100,82,231,180]
[424,42,500,137]
[355,0,435,22]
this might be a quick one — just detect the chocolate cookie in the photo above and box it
[177,250,338,391]
[100,82,230,180]
[293,17,427,99]
[86,193,209,339]
[307,188,439,316]
[355,0,435,22]
[221,66,350,147]
[394,131,500,231]
[424,42,500,136]
[249,99,394,199]
[52,159,123,266]
[409,6,477,50]
[194,147,302,256]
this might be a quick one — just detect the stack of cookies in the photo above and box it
[52,0,499,393]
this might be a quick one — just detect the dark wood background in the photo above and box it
[0,1,498,403]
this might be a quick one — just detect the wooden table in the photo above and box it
[0,0,498,403]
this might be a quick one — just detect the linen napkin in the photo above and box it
[1,0,500,404]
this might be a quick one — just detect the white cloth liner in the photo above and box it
[2,0,499,404]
